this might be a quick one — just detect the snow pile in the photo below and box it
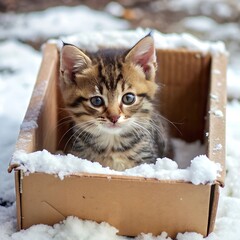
[0,215,217,240]
[55,28,227,55]
[12,146,222,185]
[10,217,120,240]
[0,5,129,41]
[215,196,240,240]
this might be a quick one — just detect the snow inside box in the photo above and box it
[10,32,227,238]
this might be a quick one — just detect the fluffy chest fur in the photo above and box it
[59,34,168,171]
[70,118,162,170]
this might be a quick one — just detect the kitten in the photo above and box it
[59,34,169,171]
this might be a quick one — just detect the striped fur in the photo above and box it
[59,35,168,171]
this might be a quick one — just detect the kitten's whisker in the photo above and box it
[43,116,73,149]
[136,118,165,140]
[153,113,183,136]
[71,126,97,153]
[55,119,74,144]
[131,121,152,138]
[60,124,81,151]
[63,120,96,152]
[70,122,97,152]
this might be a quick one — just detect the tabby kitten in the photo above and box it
[59,34,168,171]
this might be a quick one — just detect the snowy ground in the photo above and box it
[0,2,240,240]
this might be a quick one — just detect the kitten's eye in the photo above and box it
[90,96,104,107]
[122,93,136,105]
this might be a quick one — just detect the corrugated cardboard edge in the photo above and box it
[15,170,22,230]
[208,184,220,234]
[206,53,227,235]
[208,53,227,186]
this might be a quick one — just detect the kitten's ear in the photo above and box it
[60,44,92,84]
[125,34,157,79]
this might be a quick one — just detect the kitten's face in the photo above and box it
[60,35,158,134]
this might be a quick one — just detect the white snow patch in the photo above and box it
[214,2,233,18]
[12,144,222,185]
[213,143,223,151]
[227,65,240,99]
[213,110,224,118]
[0,6,129,41]
[210,94,219,101]
[209,109,224,118]
[182,16,217,33]
[105,2,125,17]
[10,216,121,240]
[54,29,227,55]
[212,69,221,75]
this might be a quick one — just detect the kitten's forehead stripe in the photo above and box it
[92,51,125,92]
[98,60,106,86]
[121,81,125,92]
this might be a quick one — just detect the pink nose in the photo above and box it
[108,115,120,124]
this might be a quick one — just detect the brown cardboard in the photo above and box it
[12,43,227,238]
[20,173,211,236]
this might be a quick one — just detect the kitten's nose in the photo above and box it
[108,115,120,124]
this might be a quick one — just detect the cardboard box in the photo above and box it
[12,43,227,238]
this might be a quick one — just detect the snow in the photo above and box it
[181,16,218,33]
[0,6,129,41]
[11,147,222,185]
[213,110,224,118]
[105,2,125,17]
[11,217,120,240]
[55,28,227,55]
[227,66,240,99]
[0,2,240,240]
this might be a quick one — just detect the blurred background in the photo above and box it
[1,0,240,54]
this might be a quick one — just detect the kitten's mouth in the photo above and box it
[106,123,121,129]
